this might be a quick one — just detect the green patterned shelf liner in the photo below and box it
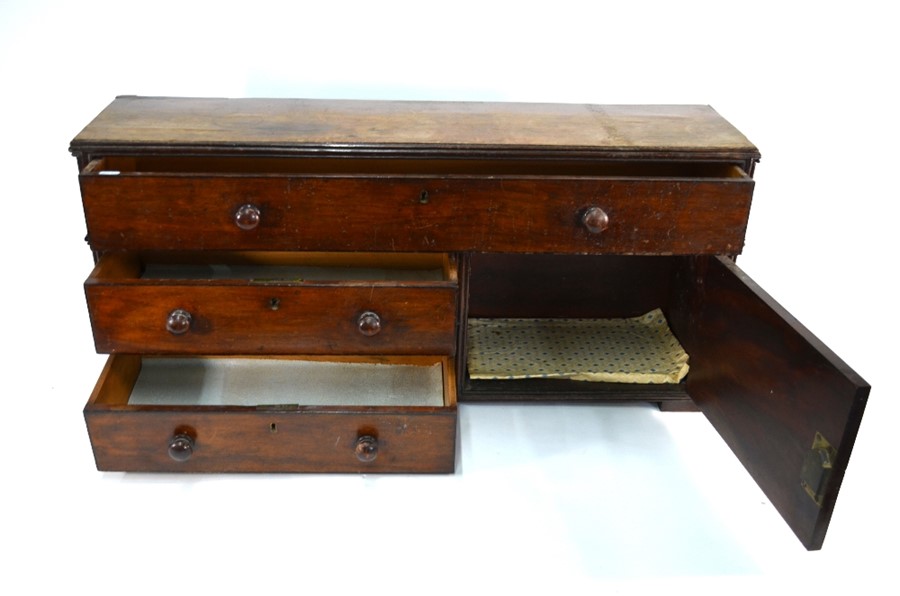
[467,309,689,384]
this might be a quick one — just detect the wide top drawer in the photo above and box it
[79,156,754,254]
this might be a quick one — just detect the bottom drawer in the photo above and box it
[84,355,457,473]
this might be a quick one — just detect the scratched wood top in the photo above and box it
[71,96,758,159]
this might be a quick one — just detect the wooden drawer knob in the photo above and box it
[355,435,379,462]
[234,203,261,230]
[166,309,193,335]
[582,206,610,234]
[168,433,195,462]
[357,311,382,336]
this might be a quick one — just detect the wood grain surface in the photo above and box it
[80,173,753,254]
[71,97,759,159]
[85,254,458,355]
[669,256,869,550]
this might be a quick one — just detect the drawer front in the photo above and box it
[84,355,457,473]
[80,173,753,254]
[86,283,457,355]
[86,409,457,473]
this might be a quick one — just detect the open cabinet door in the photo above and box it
[677,256,869,550]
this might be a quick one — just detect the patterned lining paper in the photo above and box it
[467,309,689,384]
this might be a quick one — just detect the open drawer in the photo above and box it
[85,252,458,355]
[84,354,457,473]
[461,254,869,550]
[80,156,754,254]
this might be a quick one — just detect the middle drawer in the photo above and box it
[85,252,458,355]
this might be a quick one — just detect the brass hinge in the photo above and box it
[800,432,837,507]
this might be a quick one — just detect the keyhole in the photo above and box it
[268,297,281,310]
[419,190,429,204]
[270,422,278,434]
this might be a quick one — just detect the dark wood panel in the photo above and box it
[86,283,457,355]
[468,254,679,318]
[460,377,689,403]
[80,175,753,254]
[84,355,457,473]
[679,256,868,550]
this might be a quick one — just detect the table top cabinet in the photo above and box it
[71,96,868,550]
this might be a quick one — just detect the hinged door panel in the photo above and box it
[676,256,868,550]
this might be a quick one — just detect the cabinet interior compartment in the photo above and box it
[460,254,696,403]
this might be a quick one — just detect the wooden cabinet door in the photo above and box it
[675,256,869,550]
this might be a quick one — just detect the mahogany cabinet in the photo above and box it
[70,97,867,550]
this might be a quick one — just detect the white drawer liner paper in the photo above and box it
[467,309,689,384]
[128,358,444,407]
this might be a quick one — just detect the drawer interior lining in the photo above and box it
[128,358,446,407]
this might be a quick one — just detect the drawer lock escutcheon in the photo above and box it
[800,432,837,507]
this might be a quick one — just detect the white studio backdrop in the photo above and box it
[1,1,895,594]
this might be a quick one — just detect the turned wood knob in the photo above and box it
[234,203,261,230]
[168,433,195,462]
[357,311,382,336]
[166,309,193,335]
[355,435,379,462]
[581,206,610,234]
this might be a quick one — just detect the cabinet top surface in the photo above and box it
[71,96,758,159]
